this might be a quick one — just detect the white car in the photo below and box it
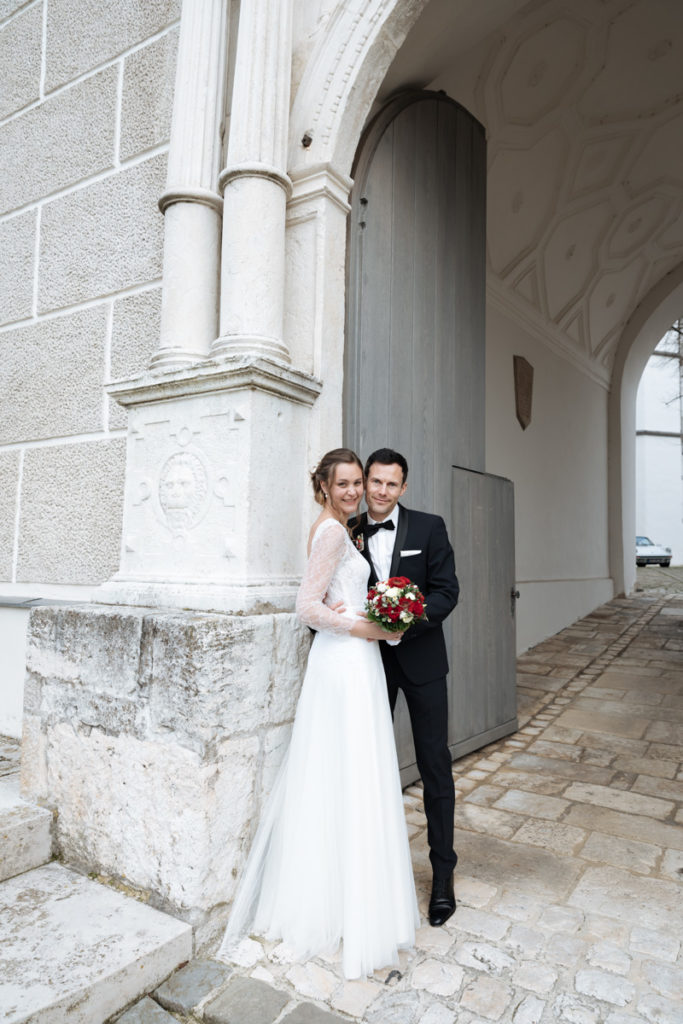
[636,536,671,568]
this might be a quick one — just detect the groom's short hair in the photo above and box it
[365,448,409,484]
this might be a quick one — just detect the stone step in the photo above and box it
[0,776,52,882]
[0,862,193,1024]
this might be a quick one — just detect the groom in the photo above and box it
[353,448,460,926]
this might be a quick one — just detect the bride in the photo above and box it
[218,448,419,979]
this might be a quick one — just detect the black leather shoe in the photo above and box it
[428,874,455,926]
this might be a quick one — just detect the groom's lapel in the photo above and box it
[390,505,409,577]
[355,511,379,585]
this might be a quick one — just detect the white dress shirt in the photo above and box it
[367,505,400,582]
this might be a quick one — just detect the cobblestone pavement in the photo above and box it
[634,565,683,595]
[205,590,683,1024]
[5,588,683,1024]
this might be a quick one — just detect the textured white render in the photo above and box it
[0,66,118,213]
[39,156,167,313]
[44,0,181,90]
[0,451,19,582]
[109,288,163,430]
[0,3,41,120]
[0,0,179,600]
[17,440,126,584]
[0,308,108,444]
[0,211,35,324]
[120,29,178,162]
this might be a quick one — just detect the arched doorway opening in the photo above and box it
[609,270,683,596]
[344,89,518,780]
[635,322,683,567]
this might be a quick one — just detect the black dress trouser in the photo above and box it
[380,644,457,879]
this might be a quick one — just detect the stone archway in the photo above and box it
[609,267,683,596]
[289,0,428,179]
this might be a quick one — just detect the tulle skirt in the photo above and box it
[218,630,419,979]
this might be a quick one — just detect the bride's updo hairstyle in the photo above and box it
[311,448,363,506]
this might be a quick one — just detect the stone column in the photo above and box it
[212,0,292,363]
[285,162,353,459]
[101,0,322,616]
[150,0,228,370]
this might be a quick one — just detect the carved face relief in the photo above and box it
[158,452,209,534]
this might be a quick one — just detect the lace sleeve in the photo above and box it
[295,521,354,635]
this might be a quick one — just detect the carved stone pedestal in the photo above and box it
[100,356,321,615]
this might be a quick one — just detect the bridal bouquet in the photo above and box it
[365,576,427,637]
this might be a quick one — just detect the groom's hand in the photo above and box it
[327,599,346,614]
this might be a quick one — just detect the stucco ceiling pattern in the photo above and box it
[463,0,683,378]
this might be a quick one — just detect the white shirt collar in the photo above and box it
[367,505,400,528]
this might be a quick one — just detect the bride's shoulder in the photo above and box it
[308,516,346,549]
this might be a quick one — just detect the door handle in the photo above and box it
[511,587,520,615]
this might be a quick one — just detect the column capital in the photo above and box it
[288,162,353,216]
[158,187,223,215]
[219,163,292,198]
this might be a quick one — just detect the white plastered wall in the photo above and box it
[486,303,613,652]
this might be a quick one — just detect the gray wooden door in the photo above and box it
[345,91,517,782]
[448,467,518,761]
[392,468,518,785]
[346,90,486,518]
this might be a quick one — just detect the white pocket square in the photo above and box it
[400,549,421,556]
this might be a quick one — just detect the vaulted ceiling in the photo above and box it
[379,0,683,382]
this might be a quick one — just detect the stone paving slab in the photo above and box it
[0,862,192,1024]
[568,865,683,933]
[283,1004,350,1024]
[154,959,232,1015]
[203,976,290,1024]
[116,997,178,1023]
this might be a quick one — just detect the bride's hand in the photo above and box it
[350,616,400,642]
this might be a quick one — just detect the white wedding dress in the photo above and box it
[218,518,419,979]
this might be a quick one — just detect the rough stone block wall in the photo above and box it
[0,0,180,588]
[21,603,311,946]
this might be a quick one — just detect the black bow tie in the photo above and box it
[365,520,395,537]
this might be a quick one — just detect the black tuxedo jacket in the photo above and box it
[352,505,459,684]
